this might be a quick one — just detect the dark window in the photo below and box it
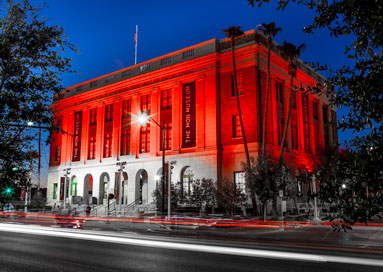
[90,108,97,125]
[313,101,318,120]
[56,119,62,133]
[160,121,172,151]
[276,81,284,104]
[139,125,150,153]
[231,73,243,97]
[122,70,131,77]
[291,92,296,109]
[291,111,298,150]
[55,146,60,162]
[105,104,113,122]
[331,110,338,144]
[121,129,131,155]
[277,117,285,145]
[232,115,242,138]
[182,49,194,58]
[323,106,329,147]
[88,136,96,160]
[122,100,131,118]
[140,94,151,114]
[103,133,112,158]
[160,57,171,65]
[161,89,172,110]
[90,81,98,88]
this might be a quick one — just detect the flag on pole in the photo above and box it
[134,25,138,65]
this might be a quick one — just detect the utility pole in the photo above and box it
[63,168,71,210]
[37,124,41,195]
[117,161,126,213]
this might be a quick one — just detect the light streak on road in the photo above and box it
[0,223,382,267]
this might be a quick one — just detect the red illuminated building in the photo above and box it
[47,29,337,210]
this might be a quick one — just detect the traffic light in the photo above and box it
[108,193,114,199]
[12,167,18,171]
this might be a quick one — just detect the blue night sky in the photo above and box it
[36,0,355,185]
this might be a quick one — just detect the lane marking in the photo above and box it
[0,223,382,267]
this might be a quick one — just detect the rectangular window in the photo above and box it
[276,81,284,104]
[323,105,329,147]
[232,115,242,138]
[160,121,172,151]
[231,73,243,97]
[291,92,296,109]
[313,101,319,152]
[105,104,113,122]
[141,94,151,114]
[291,110,298,150]
[55,146,60,162]
[234,171,246,194]
[122,99,131,118]
[182,49,194,58]
[161,89,172,110]
[56,119,62,132]
[302,95,311,152]
[90,108,97,125]
[103,133,112,158]
[139,125,150,153]
[88,136,96,160]
[277,117,285,146]
[331,110,338,144]
[121,129,131,155]
[313,101,318,120]
[53,183,58,200]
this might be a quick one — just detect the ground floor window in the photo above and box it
[53,183,58,200]
[234,171,246,193]
[181,167,194,197]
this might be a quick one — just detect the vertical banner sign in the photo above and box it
[182,82,196,148]
[302,95,310,152]
[72,111,82,161]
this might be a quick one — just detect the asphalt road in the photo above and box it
[0,226,382,272]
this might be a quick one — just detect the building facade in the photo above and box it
[47,30,337,208]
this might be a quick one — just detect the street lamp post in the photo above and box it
[63,168,71,210]
[137,112,166,214]
[116,161,126,212]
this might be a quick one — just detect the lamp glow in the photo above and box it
[137,112,150,125]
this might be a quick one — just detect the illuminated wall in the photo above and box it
[47,30,337,207]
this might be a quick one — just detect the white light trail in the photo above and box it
[0,223,382,267]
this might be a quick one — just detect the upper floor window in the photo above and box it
[231,73,243,97]
[121,129,131,156]
[160,121,172,151]
[276,81,284,104]
[90,108,97,125]
[161,89,172,110]
[103,133,112,158]
[232,115,242,138]
[291,92,297,109]
[105,104,113,122]
[313,101,319,120]
[139,125,150,153]
[141,94,151,114]
[55,146,60,162]
[122,99,131,118]
[88,136,96,160]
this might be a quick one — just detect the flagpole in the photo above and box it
[135,25,138,65]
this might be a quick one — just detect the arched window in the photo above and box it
[181,167,194,196]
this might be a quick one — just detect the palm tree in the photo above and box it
[258,22,282,158]
[278,41,306,163]
[223,25,250,168]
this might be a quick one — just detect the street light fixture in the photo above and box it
[137,112,166,214]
